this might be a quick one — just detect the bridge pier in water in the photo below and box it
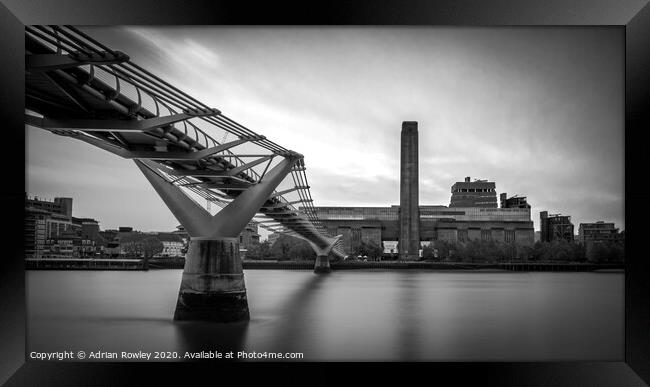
[135,156,298,322]
[314,255,331,273]
[174,238,248,321]
[308,235,341,274]
[307,235,342,274]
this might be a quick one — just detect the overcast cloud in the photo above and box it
[26,27,624,237]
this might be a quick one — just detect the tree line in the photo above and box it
[421,239,624,263]
[245,235,315,261]
[245,235,624,263]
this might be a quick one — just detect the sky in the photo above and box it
[26,26,625,238]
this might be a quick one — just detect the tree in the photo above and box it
[588,240,624,263]
[455,240,497,263]
[503,242,519,262]
[421,244,435,260]
[119,233,163,258]
[422,240,455,261]
[270,235,315,261]
[351,241,383,261]
[139,237,164,259]
[270,235,294,260]
[246,240,273,260]
[288,242,316,261]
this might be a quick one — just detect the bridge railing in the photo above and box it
[25,25,334,242]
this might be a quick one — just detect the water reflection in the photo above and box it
[27,270,624,361]
[396,272,419,360]
[263,273,327,354]
[174,320,249,359]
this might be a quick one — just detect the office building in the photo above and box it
[578,221,620,244]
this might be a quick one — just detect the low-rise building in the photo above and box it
[155,233,185,258]
[578,221,619,244]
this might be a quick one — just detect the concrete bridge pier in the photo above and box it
[135,156,297,322]
[174,237,248,321]
[314,255,331,274]
[308,235,341,274]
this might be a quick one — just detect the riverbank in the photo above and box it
[25,258,624,272]
[243,260,624,272]
[25,258,146,270]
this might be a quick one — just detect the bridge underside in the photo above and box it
[25,26,343,322]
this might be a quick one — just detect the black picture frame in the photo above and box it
[2,1,649,385]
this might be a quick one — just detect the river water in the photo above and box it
[26,269,623,361]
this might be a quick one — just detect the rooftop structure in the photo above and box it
[450,177,498,208]
[25,194,73,218]
[500,193,531,209]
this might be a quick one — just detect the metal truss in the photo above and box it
[24,25,339,255]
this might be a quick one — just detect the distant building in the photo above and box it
[99,229,119,244]
[578,221,620,244]
[307,158,534,256]
[500,193,531,209]
[172,225,188,238]
[25,194,107,258]
[311,204,534,255]
[76,217,100,241]
[46,229,96,258]
[383,241,398,254]
[25,195,78,258]
[237,221,261,259]
[578,221,624,262]
[103,233,122,257]
[450,177,498,208]
[45,213,77,239]
[172,222,258,250]
[47,233,77,257]
[239,221,260,249]
[24,208,49,258]
[25,194,72,217]
[540,211,574,242]
[155,233,185,258]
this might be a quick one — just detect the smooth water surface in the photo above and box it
[27,269,623,361]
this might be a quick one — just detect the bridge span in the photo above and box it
[25,25,342,322]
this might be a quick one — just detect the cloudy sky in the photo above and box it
[26,26,624,237]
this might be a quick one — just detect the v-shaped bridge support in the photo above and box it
[135,156,298,322]
[307,235,342,274]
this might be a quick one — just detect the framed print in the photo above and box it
[1,0,649,385]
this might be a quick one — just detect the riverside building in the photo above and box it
[307,122,535,257]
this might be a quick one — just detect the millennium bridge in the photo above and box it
[25,25,343,322]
